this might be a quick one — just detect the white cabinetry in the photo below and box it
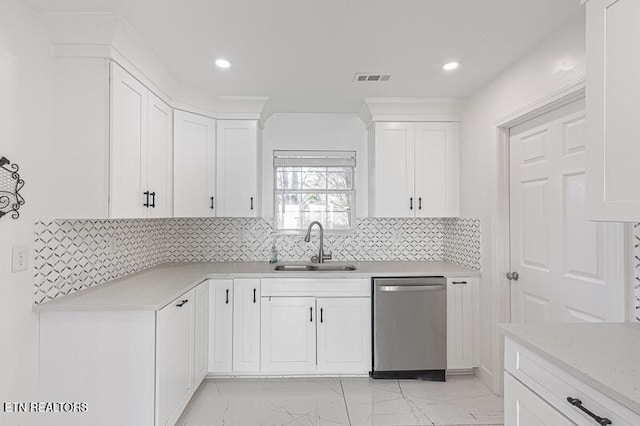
[216,120,261,217]
[504,338,640,426]
[193,282,209,385]
[316,297,371,373]
[39,281,208,426]
[174,110,217,217]
[110,62,173,218]
[369,122,458,218]
[233,279,261,372]
[446,277,477,370]
[261,297,317,373]
[156,289,194,426]
[586,0,640,221]
[208,279,234,373]
[260,278,371,375]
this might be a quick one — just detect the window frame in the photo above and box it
[273,150,357,235]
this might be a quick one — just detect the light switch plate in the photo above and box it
[12,246,28,273]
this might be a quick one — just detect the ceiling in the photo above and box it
[24,0,584,113]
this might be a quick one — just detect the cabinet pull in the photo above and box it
[452,281,467,285]
[150,192,156,208]
[143,191,150,208]
[320,308,323,323]
[566,397,611,425]
[418,197,422,210]
[210,196,214,210]
[253,288,256,304]
[225,289,229,304]
[310,306,313,322]
[250,197,254,210]
[410,197,413,210]
[176,299,189,307]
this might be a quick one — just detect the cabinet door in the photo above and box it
[587,0,640,221]
[208,280,233,373]
[146,92,173,218]
[233,279,261,372]
[193,282,209,387]
[261,297,316,373]
[446,277,475,370]
[504,373,575,426]
[414,122,459,217]
[174,110,216,217]
[110,62,147,218]
[316,298,370,374]
[156,289,195,426]
[216,120,259,217]
[371,122,415,217]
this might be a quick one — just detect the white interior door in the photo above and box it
[509,98,625,323]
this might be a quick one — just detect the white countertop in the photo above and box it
[500,322,640,415]
[35,261,478,312]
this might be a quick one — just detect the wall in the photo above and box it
[33,217,481,304]
[0,1,54,424]
[261,113,368,219]
[459,16,586,392]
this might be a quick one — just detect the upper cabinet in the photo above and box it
[369,122,459,218]
[110,63,173,218]
[174,111,217,218]
[586,0,640,221]
[216,120,261,217]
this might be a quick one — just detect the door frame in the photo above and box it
[491,77,630,394]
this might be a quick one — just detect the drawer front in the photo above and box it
[505,338,640,426]
[261,278,370,297]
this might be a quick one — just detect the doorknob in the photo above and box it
[506,271,520,281]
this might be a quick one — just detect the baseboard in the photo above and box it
[475,364,493,390]
[205,373,369,379]
[446,368,475,376]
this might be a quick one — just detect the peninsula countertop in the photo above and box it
[500,322,640,415]
[35,261,479,312]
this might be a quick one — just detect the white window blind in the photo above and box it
[274,150,356,232]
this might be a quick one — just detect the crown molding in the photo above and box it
[358,97,462,126]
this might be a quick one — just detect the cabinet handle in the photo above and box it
[250,197,254,210]
[320,308,323,323]
[225,289,229,304]
[150,192,156,208]
[143,191,150,208]
[452,281,467,285]
[418,197,422,210]
[310,306,313,322]
[566,397,612,425]
[410,197,413,210]
[176,299,189,307]
[210,196,214,210]
[253,288,256,303]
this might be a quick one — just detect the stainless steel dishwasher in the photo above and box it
[371,277,447,381]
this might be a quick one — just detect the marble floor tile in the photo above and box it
[178,375,503,426]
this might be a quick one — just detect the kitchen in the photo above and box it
[1,0,639,425]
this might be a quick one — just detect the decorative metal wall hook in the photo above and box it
[0,156,25,219]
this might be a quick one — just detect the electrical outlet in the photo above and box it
[12,246,28,273]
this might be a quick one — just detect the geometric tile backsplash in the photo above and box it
[635,223,640,321]
[34,217,482,304]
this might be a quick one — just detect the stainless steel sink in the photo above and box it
[274,263,357,272]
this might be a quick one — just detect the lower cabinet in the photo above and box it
[38,281,209,426]
[156,288,195,426]
[260,296,371,374]
[446,277,477,370]
[208,279,233,373]
[504,373,574,425]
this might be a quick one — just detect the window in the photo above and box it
[274,150,356,232]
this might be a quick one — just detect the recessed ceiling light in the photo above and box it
[442,61,460,71]
[215,58,232,69]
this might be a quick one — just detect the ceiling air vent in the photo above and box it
[353,73,392,83]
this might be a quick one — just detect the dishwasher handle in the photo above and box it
[377,284,446,292]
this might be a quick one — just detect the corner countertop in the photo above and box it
[500,322,640,415]
[34,261,478,312]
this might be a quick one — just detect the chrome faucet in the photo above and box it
[304,221,332,263]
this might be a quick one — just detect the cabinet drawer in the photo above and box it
[261,278,370,297]
[505,338,640,426]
